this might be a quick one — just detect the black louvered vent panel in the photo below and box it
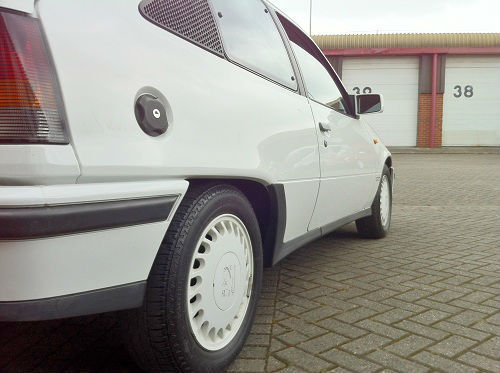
[140,0,224,55]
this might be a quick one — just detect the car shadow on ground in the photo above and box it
[0,225,368,373]
[0,313,141,372]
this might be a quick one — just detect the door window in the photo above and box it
[211,0,297,90]
[277,13,348,114]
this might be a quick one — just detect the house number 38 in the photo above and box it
[454,85,474,98]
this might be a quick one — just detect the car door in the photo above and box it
[210,0,321,243]
[276,14,379,230]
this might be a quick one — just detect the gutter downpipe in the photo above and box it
[430,53,438,148]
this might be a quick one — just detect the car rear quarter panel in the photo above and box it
[37,0,320,187]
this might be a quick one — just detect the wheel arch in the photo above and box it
[385,156,392,169]
[186,178,284,267]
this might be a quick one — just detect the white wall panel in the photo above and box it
[443,56,500,146]
[342,57,419,146]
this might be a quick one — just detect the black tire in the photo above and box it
[121,184,263,373]
[356,165,392,238]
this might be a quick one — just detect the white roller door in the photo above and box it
[443,56,500,146]
[342,57,419,146]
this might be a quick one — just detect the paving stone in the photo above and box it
[327,368,355,373]
[384,335,433,357]
[427,335,477,357]
[335,307,379,323]
[395,289,433,302]
[395,320,450,340]
[247,333,271,346]
[239,346,268,359]
[415,298,463,314]
[485,312,500,325]
[3,154,500,373]
[472,321,500,335]
[276,347,332,372]
[279,318,327,338]
[428,290,465,303]
[448,310,488,327]
[227,359,266,372]
[355,319,407,339]
[275,367,308,373]
[317,319,368,339]
[434,321,490,341]
[413,351,478,373]
[409,310,451,325]
[373,309,414,324]
[349,297,393,312]
[270,338,288,353]
[297,333,348,354]
[266,356,286,372]
[341,334,390,355]
[277,331,309,345]
[457,351,500,372]
[320,349,381,373]
[299,306,342,322]
[382,298,427,313]
[366,350,429,373]
[471,336,500,359]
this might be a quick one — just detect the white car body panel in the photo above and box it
[0,179,188,301]
[0,0,392,316]
[308,102,379,230]
[282,179,320,242]
[0,145,80,185]
[38,0,322,242]
[1,222,167,301]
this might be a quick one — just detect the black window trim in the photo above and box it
[210,0,300,94]
[274,11,359,118]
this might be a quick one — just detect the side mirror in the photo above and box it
[355,94,384,115]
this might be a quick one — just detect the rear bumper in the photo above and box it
[0,281,146,321]
[0,179,188,321]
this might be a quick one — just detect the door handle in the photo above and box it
[319,122,331,132]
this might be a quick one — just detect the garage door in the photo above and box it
[342,57,419,146]
[442,56,500,146]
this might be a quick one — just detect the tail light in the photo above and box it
[0,10,68,144]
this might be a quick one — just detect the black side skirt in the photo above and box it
[266,184,372,265]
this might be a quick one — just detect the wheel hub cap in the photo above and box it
[213,252,240,311]
[379,175,391,228]
[187,214,254,351]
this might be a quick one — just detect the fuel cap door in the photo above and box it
[135,93,168,137]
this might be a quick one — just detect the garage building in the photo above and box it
[313,33,500,147]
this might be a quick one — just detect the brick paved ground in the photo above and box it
[1,154,499,373]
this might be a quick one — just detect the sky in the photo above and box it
[268,0,500,35]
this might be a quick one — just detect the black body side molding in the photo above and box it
[0,195,178,240]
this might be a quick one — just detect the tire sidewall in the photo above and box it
[378,166,392,232]
[167,188,263,373]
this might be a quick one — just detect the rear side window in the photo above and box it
[211,0,297,90]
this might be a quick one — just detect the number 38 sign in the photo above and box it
[453,85,474,98]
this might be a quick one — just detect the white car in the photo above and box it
[0,0,394,371]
